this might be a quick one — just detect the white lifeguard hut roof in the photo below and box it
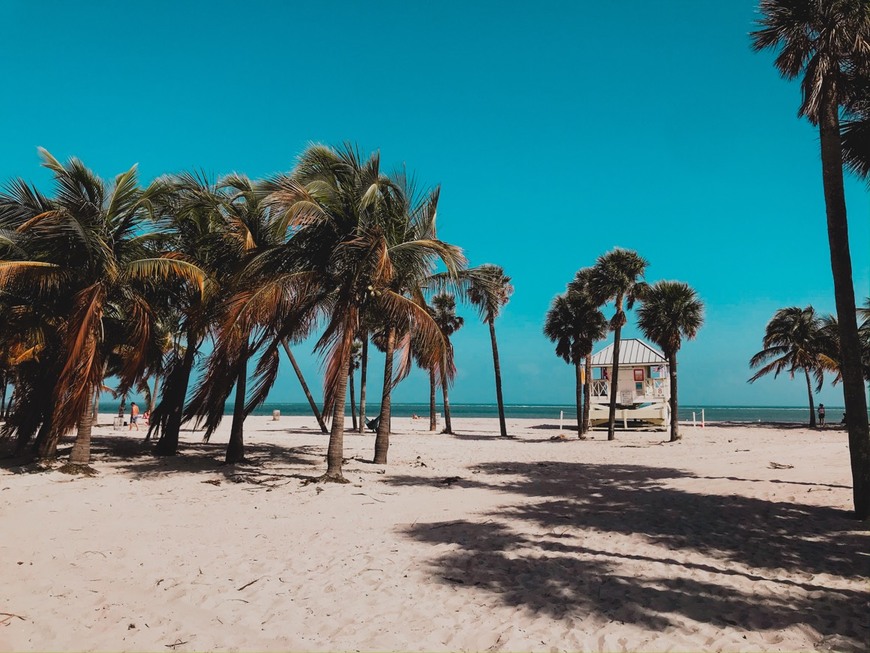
[590,338,666,366]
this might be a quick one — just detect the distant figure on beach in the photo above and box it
[129,402,140,431]
[817,403,825,426]
[841,412,847,425]
[143,410,150,425]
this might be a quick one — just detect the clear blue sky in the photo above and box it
[2,1,867,408]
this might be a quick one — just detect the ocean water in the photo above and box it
[99,401,850,424]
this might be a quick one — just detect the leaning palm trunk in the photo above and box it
[69,390,99,464]
[225,350,248,464]
[0,374,6,418]
[373,327,396,464]
[803,368,817,429]
[819,82,870,519]
[582,354,592,435]
[358,336,368,434]
[574,361,583,435]
[429,368,437,431]
[488,319,508,438]
[281,341,328,433]
[668,354,680,442]
[154,333,198,456]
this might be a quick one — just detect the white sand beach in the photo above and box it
[1,415,867,652]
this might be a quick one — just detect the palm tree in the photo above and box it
[544,282,608,437]
[749,306,833,427]
[465,265,513,438]
[264,145,385,481]
[369,175,464,464]
[183,174,282,464]
[637,281,704,442]
[752,0,870,518]
[430,293,464,434]
[566,269,609,435]
[588,248,648,441]
[0,150,203,464]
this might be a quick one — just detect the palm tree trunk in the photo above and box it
[488,319,508,438]
[0,373,6,418]
[358,335,368,434]
[820,82,870,519]
[118,394,127,419]
[804,367,817,429]
[281,340,328,433]
[374,327,396,464]
[69,390,99,464]
[582,354,592,435]
[429,368,437,431]
[574,361,583,436]
[225,348,248,464]
[324,346,350,482]
[442,369,453,434]
[154,332,197,456]
[349,367,358,432]
[33,413,55,459]
[608,321,623,441]
[668,353,681,442]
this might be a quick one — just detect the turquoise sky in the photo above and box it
[1,1,867,408]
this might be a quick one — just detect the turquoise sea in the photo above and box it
[100,402,851,424]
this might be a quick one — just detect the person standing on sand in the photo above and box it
[817,403,825,427]
[129,402,140,431]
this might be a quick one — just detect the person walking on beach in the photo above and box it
[129,402,140,431]
[817,403,825,427]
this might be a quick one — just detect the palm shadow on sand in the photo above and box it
[388,461,869,651]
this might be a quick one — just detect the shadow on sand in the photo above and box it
[387,461,869,651]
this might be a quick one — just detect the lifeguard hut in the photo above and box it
[588,338,670,430]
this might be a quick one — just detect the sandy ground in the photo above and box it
[1,414,868,652]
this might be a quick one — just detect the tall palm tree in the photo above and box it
[369,175,465,464]
[146,172,223,456]
[588,248,648,441]
[183,174,282,464]
[544,282,608,437]
[752,0,870,518]
[430,293,464,434]
[637,281,704,442]
[264,145,462,475]
[749,306,833,427]
[465,265,513,438]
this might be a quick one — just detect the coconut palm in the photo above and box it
[0,150,203,464]
[183,174,283,464]
[263,144,462,476]
[368,174,465,464]
[588,248,648,441]
[637,281,704,442]
[752,0,870,518]
[464,265,513,438]
[749,306,834,427]
[145,172,225,456]
[430,293,464,434]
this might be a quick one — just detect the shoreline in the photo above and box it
[1,415,866,652]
